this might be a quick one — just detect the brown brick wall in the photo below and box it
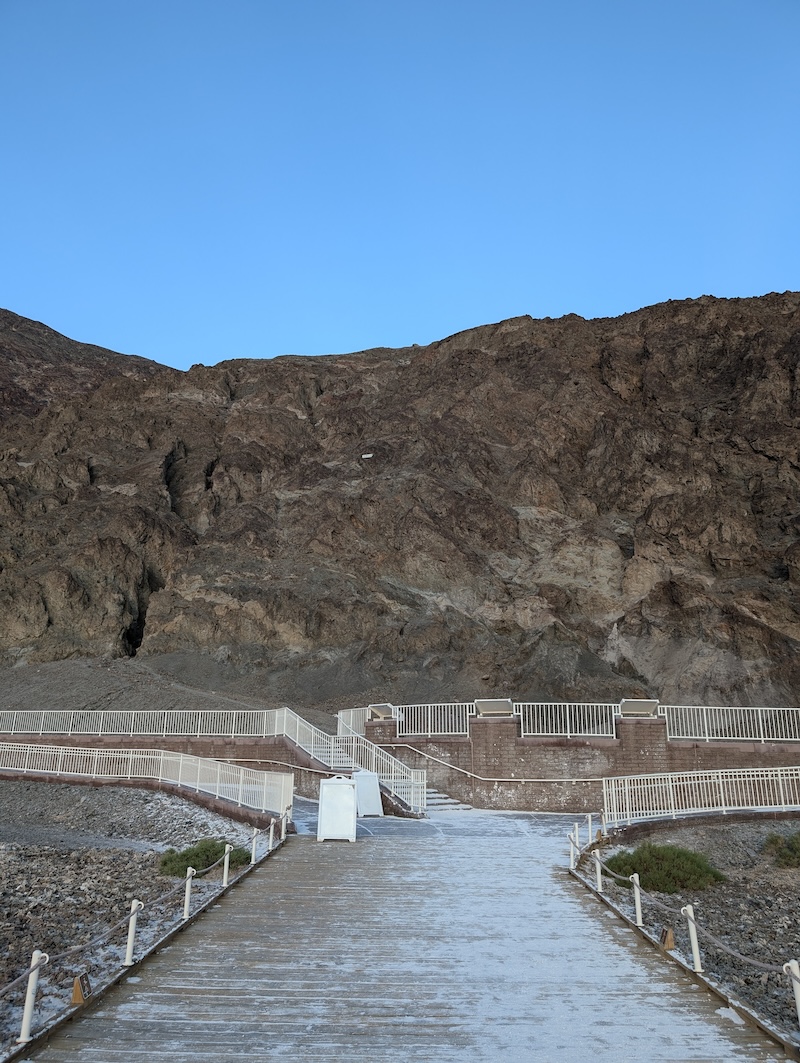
[365,716,800,814]
[7,721,800,815]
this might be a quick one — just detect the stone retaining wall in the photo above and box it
[6,720,800,814]
[366,716,800,812]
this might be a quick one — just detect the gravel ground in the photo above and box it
[596,816,800,1041]
[0,780,256,1050]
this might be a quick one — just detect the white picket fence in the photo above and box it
[0,741,294,816]
[0,706,427,814]
[603,765,800,828]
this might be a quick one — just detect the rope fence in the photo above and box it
[1,812,288,1046]
[566,819,800,1038]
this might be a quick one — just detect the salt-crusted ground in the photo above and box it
[0,780,255,1050]
[598,817,800,1038]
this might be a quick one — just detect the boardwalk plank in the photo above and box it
[19,811,788,1062]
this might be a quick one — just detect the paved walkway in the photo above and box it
[20,807,787,1062]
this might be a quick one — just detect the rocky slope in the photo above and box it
[0,295,798,712]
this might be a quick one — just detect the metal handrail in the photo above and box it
[602,764,800,827]
[663,704,800,743]
[0,742,294,817]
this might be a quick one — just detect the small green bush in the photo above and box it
[159,838,250,877]
[763,831,800,868]
[604,842,726,894]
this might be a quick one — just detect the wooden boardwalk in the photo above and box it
[19,809,787,1062]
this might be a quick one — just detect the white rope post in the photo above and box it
[601,811,607,837]
[783,960,800,1028]
[568,833,576,870]
[592,849,603,893]
[183,867,196,920]
[268,820,275,851]
[17,949,48,1043]
[586,812,593,842]
[574,821,581,851]
[630,873,644,927]
[222,844,234,887]
[281,811,288,841]
[681,905,704,972]
[250,827,259,865]
[123,900,144,966]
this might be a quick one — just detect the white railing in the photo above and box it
[664,704,800,743]
[394,702,474,736]
[344,700,617,738]
[603,765,800,828]
[517,702,617,738]
[0,742,294,816]
[0,707,426,814]
[0,707,281,737]
[275,708,426,812]
[336,707,371,736]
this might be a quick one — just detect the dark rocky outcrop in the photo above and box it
[0,294,798,711]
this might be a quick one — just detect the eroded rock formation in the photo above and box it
[0,295,798,710]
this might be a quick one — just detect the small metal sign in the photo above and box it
[72,973,92,1004]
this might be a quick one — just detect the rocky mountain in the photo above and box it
[0,295,798,712]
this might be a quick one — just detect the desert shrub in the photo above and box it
[763,831,800,868]
[604,842,726,894]
[159,838,250,877]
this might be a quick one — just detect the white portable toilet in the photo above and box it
[317,775,358,842]
[353,769,384,817]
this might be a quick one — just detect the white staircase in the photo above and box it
[425,787,472,812]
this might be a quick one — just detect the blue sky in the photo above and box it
[2,0,798,370]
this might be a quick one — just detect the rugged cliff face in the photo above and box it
[0,295,798,710]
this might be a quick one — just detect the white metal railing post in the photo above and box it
[183,867,197,920]
[681,905,703,972]
[17,949,49,1043]
[783,960,800,1028]
[250,827,259,865]
[568,833,577,870]
[630,873,644,927]
[281,812,288,840]
[268,820,275,851]
[223,844,234,887]
[574,821,581,851]
[123,899,144,966]
[592,849,603,893]
[586,812,593,842]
